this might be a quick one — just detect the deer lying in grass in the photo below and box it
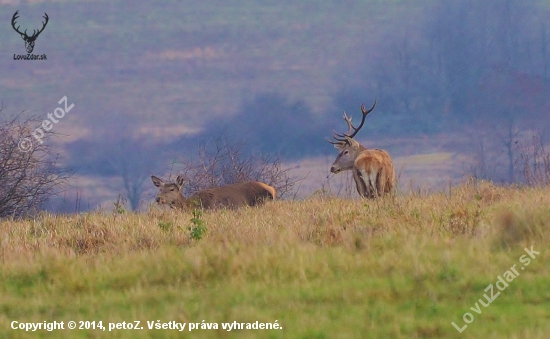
[328,100,395,198]
[151,175,276,210]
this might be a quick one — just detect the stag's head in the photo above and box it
[151,175,185,208]
[11,11,49,54]
[328,100,376,174]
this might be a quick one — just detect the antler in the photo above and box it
[328,99,377,145]
[11,11,49,39]
[30,13,49,39]
[11,11,25,36]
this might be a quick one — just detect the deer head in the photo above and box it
[12,11,49,54]
[151,175,186,209]
[328,100,376,173]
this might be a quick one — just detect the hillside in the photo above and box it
[1,0,413,125]
[1,0,424,209]
[2,0,550,210]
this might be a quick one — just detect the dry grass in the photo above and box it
[3,180,546,257]
[1,181,549,338]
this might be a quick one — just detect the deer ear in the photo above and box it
[333,142,346,151]
[151,175,164,188]
[176,175,185,190]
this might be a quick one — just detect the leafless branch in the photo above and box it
[175,136,300,199]
[0,110,70,218]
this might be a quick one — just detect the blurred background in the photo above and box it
[1,0,549,212]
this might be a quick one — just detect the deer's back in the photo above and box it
[190,181,275,209]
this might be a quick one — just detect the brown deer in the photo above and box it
[151,175,276,210]
[328,100,395,198]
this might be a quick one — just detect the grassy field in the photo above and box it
[1,181,549,338]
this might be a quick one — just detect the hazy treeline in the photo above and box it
[341,0,550,131]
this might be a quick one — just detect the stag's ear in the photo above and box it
[151,175,164,188]
[175,175,185,190]
[333,142,346,151]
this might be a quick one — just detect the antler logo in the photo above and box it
[11,10,49,54]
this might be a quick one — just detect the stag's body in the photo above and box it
[151,175,276,210]
[328,101,395,198]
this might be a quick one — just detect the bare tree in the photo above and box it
[108,138,157,211]
[516,132,550,186]
[0,110,69,218]
[173,136,299,199]
[495,114,520,183]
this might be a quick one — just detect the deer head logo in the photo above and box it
[11,11,49,54]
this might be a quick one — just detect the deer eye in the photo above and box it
[169,187,175,191]
[343,150,349,155]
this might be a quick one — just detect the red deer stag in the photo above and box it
[151,175,276,210]
[328,100,395,198]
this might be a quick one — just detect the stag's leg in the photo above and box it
[384,169,394,195]
[353,168,367,197]
[375,170,383,197]
[383,153,395,195]
[366,167,378,199]
[354,168,376,199]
